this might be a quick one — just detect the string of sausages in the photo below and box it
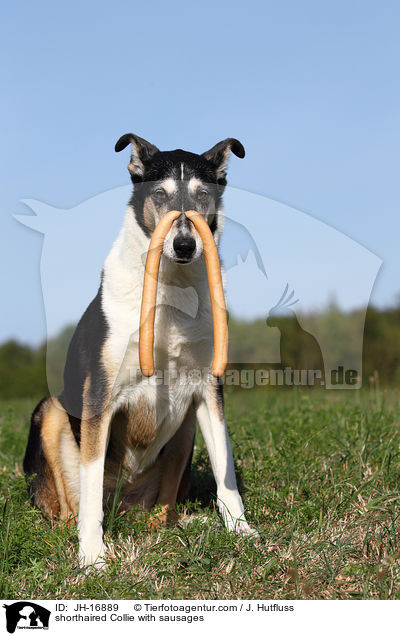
[139,209,228,378]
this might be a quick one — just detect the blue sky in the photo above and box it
[1,0,400,344]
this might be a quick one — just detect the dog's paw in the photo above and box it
[226,519,260,541]
[79,536,107,570]
[237,524,260,541]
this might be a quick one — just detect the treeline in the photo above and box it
[0,304,400,399]
[0,326,74,400]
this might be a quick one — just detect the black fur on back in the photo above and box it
[58,284,109,445]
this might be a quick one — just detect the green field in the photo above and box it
[1,388,400,600]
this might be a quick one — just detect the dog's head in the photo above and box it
[115,133,245,264]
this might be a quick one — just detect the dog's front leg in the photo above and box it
[78,392,112,568]
[195,379,258,538]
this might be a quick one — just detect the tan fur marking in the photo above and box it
[40,398,72,520]
[126,396,157,448]
[143,196,158,233]
[59,425,80,516]
[148,504,179,530]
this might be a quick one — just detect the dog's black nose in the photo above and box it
[173,235,196,260]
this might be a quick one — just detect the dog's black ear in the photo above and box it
[115,133,159,178]
[202,138,245,181]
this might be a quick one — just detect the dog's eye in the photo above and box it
[197,190,208,200]
[154,189,167,200]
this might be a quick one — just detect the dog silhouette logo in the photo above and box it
[3,602,50,633]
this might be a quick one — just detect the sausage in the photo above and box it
[184,210,228,377]
[139,209,181,376]
[139,209,228,377]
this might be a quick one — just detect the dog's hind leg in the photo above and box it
[24,397,76,520]
[150,403,196,527]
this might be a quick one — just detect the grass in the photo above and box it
[0,387,400,599]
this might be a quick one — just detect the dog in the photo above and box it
[23,133,257,567]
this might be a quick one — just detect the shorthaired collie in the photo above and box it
[23,134,257,567]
